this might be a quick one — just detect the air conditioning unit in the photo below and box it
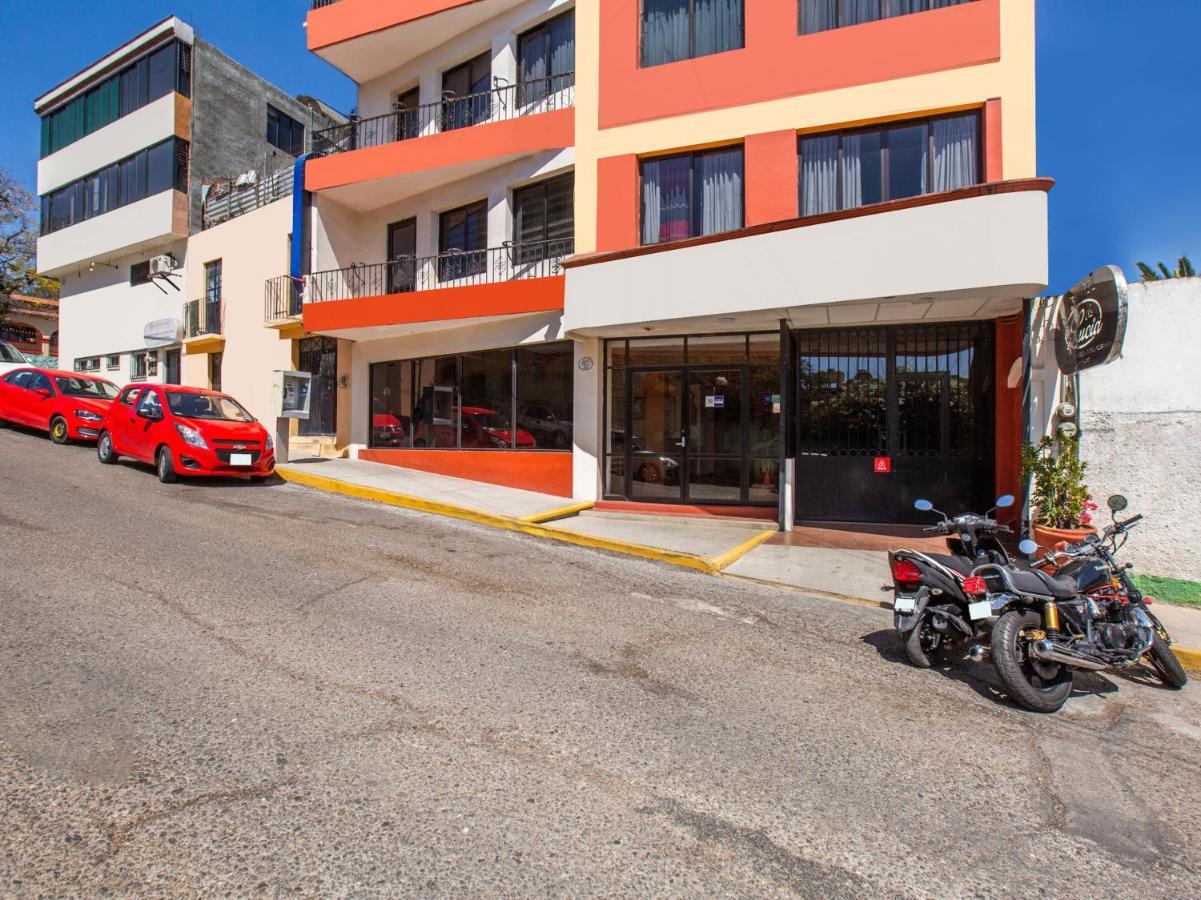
[149,255,177,276]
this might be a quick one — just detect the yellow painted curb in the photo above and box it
[277,466,721,575]
[521,501,595,524]
[1173,646,1201,672]
[710,529,777,572]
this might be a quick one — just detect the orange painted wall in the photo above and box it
[359,449,573,497]
[303,277,565,334]
[306,108,575,192]
[599,0,1001,129]
[595,154,639,252]
[745,130,799,226]
[308,0,482,51]
[983,98,1004,181]
[995,313,1024,527]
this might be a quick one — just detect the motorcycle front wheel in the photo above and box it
[991,610,1074,713]
[904,618,947,669]
[1147,635,1189,690]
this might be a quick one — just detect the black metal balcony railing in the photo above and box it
[310,0,340,9]
[311,74,575,157]
[265,276,305,323]
[185,297,224,339]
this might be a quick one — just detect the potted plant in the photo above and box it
[1022,435,1097,551]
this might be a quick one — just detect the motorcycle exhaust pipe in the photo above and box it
[1031,639,1108,672]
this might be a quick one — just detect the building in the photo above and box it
[35,16,339,387]
[296,0,1046,527]
[1,295,59,361]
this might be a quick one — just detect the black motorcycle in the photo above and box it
[982,495,1188,713]
[890,495,1018,668]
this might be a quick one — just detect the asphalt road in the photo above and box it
[2,423,1200,898]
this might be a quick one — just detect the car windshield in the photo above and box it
[166,391,253,422]
[0,343,27,364]
[55,376,118,399]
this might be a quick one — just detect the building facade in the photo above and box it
[296,0,1046,526]
[36,17,339,388]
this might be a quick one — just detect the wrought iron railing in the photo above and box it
[311,74,575,156]
[264,275,304,323]
[310,0,340,9]
[184,297,224,338]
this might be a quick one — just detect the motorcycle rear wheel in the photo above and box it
[1148,635,1188,690]
[904,619,947,669]
[991,610,1073,713]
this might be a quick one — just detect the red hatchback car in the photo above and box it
[97,384,275,483]
[0,367,119,443]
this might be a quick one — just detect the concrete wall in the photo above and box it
[1079,278,1201,580]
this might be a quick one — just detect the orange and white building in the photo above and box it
[293,0,1047,526]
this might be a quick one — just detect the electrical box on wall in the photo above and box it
[273,370,312,420]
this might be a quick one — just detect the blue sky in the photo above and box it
[2,1,1198,293]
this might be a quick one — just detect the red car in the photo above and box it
[97,384,275,483]
[0,367,119,444]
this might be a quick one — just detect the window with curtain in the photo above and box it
[800,0,975,34]
[438,200,488,281]
[442,52,493,130]
[641,147,743,245]
[518,10,575,104]
[798,112,979,215]
[641,0,744,68]
[513,173,574,264]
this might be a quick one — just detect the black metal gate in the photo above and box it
[298,336,338,436]
[794,322,994,524]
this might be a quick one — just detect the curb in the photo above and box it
[277,466,728,576]
[1173,646,1201,672]
[521,502,595,524]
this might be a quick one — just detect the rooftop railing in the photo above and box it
[184,297,224,339]
[202,166,294,230]
[311,74,575,157]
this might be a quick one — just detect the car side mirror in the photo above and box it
[1107,494,1128,513]
[36,388,53,399]
[140,408,162,422]
[1018,539,1039,557]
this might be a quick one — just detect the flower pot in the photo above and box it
[1032,522,1096,555]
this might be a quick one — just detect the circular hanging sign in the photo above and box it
[1054,265,1129,375]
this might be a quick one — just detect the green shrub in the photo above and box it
[1021,436,1094,529]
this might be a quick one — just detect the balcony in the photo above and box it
[183,297,224,353]
[264,275,305,327]
[297,238,571,340]
[305,77,575,210]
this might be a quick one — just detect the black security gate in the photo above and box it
[298,336,338,436]
[794,322,994,524]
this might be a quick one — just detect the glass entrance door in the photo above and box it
[687,368,743,502]
[629,370,684,501]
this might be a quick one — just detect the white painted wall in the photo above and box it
[572,336,601,501]
[1079,278,1201,580]
[37,94,178,195]
[564,190,1049,333]
[57,240,188,385]
[38,191,184,277]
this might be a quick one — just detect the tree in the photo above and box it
[1136,256,1195,282]
[0,167,58,324]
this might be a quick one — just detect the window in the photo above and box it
[641,146,743,245]
[205,260,223,302]
[40,40,191,158]
[136,388,162,418]
[267,105,306,156]
[369,342,574,452]
[438,200,488,281]
[395,87,421,141]
[130,261,151,286]
[74,358,100,373]
[513,174,574,263]
[798,112,980,216]
[40,138,189,235]
[800,0,975,35]
[641,0,744,68]
[210,352,223,393]
[131,353,148,381]
[106,354,121,370]
[518,10,575,104]
[118,387,143,408]
[441,52,492,130]
[0,324,40,352]
[27,373,54,393]
[4,371,34,388]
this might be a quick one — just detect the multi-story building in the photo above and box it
[298,0,1047,527]
[35,16,339,387]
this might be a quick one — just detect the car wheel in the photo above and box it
[552,431,570,450]
[157,447,178,484]
[638,463,661,484]
[49,416,70,445]
[97,431,118,464]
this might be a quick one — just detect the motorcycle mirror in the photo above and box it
[914,500,934,512]
[1018,539,1039,557]
[1107,494,1128,513]
[995,494,1016,509]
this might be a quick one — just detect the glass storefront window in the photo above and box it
[461,349,514,450]
[414,356,459,448]
[626,337,685,367]
[516,344,574,451]
[371,361,411,448]
[688,335,747,364]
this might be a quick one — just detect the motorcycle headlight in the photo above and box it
[74,409,103,422]
[175,423,209,449]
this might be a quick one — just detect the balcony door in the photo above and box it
[513,173,573,266]
[386,218,416,294]
[442,52,492,130]
[438,201,488,282]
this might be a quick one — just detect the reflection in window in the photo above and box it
[461,349,514,449]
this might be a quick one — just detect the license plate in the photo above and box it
[230,453,253,467]
[893,596,917,614]
[968,600,992,621]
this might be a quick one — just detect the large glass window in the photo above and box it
[641,0,745,67]
[441,52,493,130]
[800,0,975,34]
[438,200,488,281]
[40,40,191,158]
[513,173,574,264]
[368,342,574,452]
[267,105,306,156]
[798,112,979,216]
[518,10,576,103]
[641,147,743,245]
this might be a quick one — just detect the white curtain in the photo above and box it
[800,136,839,216]
[696,148,744,236]
[933,114,979,191]
[642,156,692,245]
[841,134,867,209]
[641,0,690,66]
[694,0,744,57]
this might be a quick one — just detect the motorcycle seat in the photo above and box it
[926,553,975,576]
[1007,568,1078,600]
